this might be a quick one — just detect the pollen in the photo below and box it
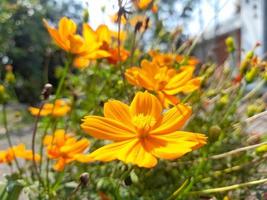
[132,114,156,137]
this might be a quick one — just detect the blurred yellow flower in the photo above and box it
[132,0,153,10]
[29,99,71,117]
[43,17,84,54]
[125,60,202,108]
[74,24,129,67]
[129,15,150,33]
[110,13,127,25]
[78,91,206,168]
[43,129,90,171]
[0,144,40,164]
[149,51,199,67]
[44,17,110,69]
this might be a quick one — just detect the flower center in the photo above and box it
[132,114,156,138]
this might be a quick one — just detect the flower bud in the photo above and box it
[217,94,229,109]
[246,51,254,59]
[240,59,250,74]
[83,9,89,23]
[245,67,258,83]
[4,72,16,84]
[256,144,267,154]
[41,83,53,100]
[225,37,235,53]
[80,172,89,187]
[209,125,221,142]
[0,84,8,104]
[151,4,158,13]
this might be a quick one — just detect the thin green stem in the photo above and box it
[46,119,58,194]
[190,178,267,195]
[55,54,72,99]
[31,102,45,187]
[2,104,22,176]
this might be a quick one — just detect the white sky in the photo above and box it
[81,0,237,36]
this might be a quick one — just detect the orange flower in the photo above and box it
[125,60,202,108]
[43,17,85,54]
[77,91,207,168]
[132,0,153,10]
[106,47,130,65]
[44,17,110,69]
[0,144,40,164]
[29,99,71,117]
[149,51,199,67]
[43,129,90,171]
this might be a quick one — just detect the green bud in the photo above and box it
[83,9,89,23]
[246,51,254,59]
[246,105,258,117]
[240,59,250,74]
[245,67,258,83]
[209,125,221,142]
[225,37,235,53]
[4,72,16,84]
[256,144,267,154]
[217,94,229,108]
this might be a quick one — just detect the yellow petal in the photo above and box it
[157,91,180,108]
[60,138,89,154]
[150,131,207,159]
[81,116,135,141]
[130,91,163,120]
[83,23,98,44]
[58,17,77,40]
[53,158,66,171]
[96,25,111,44]
[69,34,85,54]
[88,139,158,168]
[104,100,134,128]
[150,104,191,135]
[43,19,70,51]
[73,56,90,69]
[144,135,196,160]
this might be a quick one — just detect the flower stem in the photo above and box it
[31,102,45,187]
[2,104,22,176]
[190,178,267,195]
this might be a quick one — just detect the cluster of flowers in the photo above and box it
[0,0,207,172]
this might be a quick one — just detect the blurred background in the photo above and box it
[0,0,265,103]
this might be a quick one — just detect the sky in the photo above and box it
[81,0,237,36]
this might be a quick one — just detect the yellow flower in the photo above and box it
[125,60,202,108]
[29,99,71,117]
[43,17,84,54]
[44,17,110,69]
[43,129,90,171]
[78,91,206,168]
[73,24,111,69]
[0,144,40,164]
[132,0,153,10]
